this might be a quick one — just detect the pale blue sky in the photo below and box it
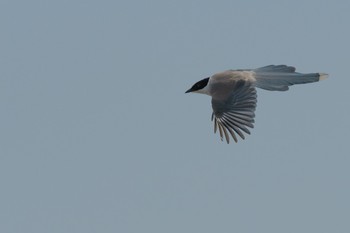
[1,0,349,232]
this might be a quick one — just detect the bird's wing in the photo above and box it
[211,80,257,143]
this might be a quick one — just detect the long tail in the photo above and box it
[254,65,328,91]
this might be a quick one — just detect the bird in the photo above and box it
[185,65,328,143]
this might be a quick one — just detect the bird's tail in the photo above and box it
[254,65,328,91]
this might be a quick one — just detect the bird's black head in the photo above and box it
[185,77,209,93]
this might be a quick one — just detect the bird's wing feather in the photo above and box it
[211,80,257,143]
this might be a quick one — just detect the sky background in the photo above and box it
[1,0,349,232]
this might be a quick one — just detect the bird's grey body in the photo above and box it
[186,65,328,143]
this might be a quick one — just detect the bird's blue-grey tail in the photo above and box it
[253,65,328,91]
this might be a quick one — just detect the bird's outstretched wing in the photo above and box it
[211,80,257,143]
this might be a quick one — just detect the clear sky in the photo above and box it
[1,0,349,232]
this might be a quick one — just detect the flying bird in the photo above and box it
[185,65,328,143]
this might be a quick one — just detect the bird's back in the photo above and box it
[209,70,255,100]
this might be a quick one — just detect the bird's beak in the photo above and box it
[185,88,193,93]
